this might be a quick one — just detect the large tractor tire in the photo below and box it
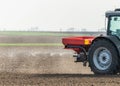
[88,39,119,74]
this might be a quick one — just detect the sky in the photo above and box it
[0,0,119,31]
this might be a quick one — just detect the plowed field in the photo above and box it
[0,34,119,86]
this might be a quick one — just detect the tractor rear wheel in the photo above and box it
[88,39,119,74]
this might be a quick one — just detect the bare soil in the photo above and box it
[0,35,63,43]
[0,35,119,86]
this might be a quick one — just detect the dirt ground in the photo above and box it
[0,35,119,86]
[0,35,63,43]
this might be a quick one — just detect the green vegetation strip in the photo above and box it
[0,43,63,47]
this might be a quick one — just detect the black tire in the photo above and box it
[88,39,119,74]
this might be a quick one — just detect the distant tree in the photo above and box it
[98,28,106,32]
[67,27,75,32]
[81,28,86,32]
[31,27,39,31]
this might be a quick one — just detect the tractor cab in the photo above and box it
[106,9,120,38]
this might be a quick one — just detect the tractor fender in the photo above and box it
[91,36,120,57]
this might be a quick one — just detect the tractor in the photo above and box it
[62,9,120,74]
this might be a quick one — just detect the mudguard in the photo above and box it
[92,36,120,57]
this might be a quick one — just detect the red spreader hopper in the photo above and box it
[62,36,95,53]
[62,36,95,46]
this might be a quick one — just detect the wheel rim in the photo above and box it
[93,47,112,71]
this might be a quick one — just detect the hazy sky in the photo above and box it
[0,0,119,31]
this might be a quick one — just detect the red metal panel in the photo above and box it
[62,36,95,53]
[62,36,95,46]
